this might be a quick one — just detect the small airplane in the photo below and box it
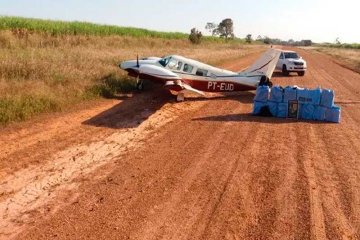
[119,48,280,101]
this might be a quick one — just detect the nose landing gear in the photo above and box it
[136,76,144,90]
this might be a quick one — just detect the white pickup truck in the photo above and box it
[276,50,307,76]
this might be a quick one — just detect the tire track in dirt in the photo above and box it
[1,51,263,239]
[127,97,255,240]
[294,124,327,240]
[0,99,207,239]
[5,47,360,239]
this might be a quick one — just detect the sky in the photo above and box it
[0,0,359,43]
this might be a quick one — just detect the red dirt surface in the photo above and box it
[1,49,360,239]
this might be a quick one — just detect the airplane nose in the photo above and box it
[119,61,137,70]
[119,61,128,70]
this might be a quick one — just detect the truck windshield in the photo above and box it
[284,52,300,59]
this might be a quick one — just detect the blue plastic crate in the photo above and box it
[254,85,270,102]
[277,102,288,118]
[269,85,284,103]
[325,105,341,123]
[297,88,321,105]
[313,106,327,121]
[284,86,298,102]
[253,101,268,115]
[320,89,335,108]
[299,104,315,120]
[267,101,278,117]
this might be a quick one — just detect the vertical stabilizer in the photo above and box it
[243,49,281,78]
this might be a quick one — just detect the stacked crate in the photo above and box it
[253,85,341,123]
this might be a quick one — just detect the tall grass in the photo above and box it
[0,16,188,39]
[0,27,264,125]
[319,43,360,49]
[316,47,360,73]
[0,16,248,43]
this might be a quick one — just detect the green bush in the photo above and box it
[85,74,136,99]
[0,96,60,124]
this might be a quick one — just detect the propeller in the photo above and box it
[136,54,140,68]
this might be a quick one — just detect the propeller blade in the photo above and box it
[136,54,139,68]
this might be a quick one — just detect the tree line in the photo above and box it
[189,18,312,46]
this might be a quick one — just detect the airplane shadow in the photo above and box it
[82,88,257,129]
[82,87,175,129]
[189,91,256,104]
[193,113,331,125]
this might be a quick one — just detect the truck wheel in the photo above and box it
[297,71,305,76]
[282,65,289,76]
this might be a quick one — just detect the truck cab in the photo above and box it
[276,50,307,76]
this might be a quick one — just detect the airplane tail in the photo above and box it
[242,49,281,78]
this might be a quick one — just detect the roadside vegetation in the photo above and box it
[318,43,360,49]
[0,16,188,39]
[316,47,360,73]
[0,17,265,125]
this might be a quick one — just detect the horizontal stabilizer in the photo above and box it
[164,80,205,96]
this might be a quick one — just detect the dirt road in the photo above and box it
[1,49,360,239]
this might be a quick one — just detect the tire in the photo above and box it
[136,81,144,90]
[297,71,305,76]
[282,65,289,76]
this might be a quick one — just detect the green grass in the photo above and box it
[0,16,188,39]
[318,43,360,49]
[0,16,247,43]
[0,95,61,124]
[84,74,136,99]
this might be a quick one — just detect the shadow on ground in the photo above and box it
[193,113,333,125]
[189,91,255,104]
[82,86,174,129]
[83,85,257,129]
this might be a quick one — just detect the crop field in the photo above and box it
[0,16,188,39]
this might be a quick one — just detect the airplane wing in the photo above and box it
[164,80,205,96]
[242,49,281,78]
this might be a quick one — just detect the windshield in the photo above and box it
[284,52,300,59]
[159,57,171,67]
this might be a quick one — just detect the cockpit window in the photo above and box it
[177,62,183,70]
[167,59,177,69]
[159,57,171,67]
[196,69,208,76]
[183,64,194,73]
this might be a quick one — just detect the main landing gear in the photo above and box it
[176,92,185,102]
[259,75,273,87]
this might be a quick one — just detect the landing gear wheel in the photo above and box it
[136,79,144,91]
[259,76,272,87]
[282,65,289,76]
[176,92,185,102]
[297,71,305,76]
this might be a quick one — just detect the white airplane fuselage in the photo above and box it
[120,50,280,98]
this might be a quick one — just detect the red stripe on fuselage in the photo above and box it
[129,72,256,92]
[182,79,256,92]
